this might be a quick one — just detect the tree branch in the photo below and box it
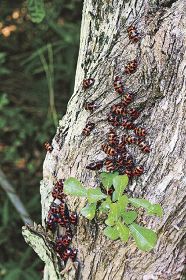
[0,168,33,225]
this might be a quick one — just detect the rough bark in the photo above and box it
[23,0,186,279]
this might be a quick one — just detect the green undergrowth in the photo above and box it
[0,0,82,278]
[64,173,163,252]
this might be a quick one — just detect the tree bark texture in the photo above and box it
[23,0,186,279]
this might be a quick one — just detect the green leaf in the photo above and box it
[122,211,138,225]
[110,203,119,222]
[129,198,151,209]
[64,178,87,197]
[116,221,130,242]
[27,0,46,23]
[129,198,163,217]
[113,175,129,200]
[81,203,96,220]
[103,226,119,240]
[105,216,115,226]
[147,204,163,217]
[117,195,129,215]
[100,172,119,190]
[99,197,112,213]
[129,223,157,252]
[112,191,117,202]
[87,188,107,203]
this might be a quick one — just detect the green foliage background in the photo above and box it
[0,0,82,279]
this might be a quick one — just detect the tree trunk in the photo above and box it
[22,0,186,279]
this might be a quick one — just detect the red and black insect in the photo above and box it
[58,219,67,227]
[56,214,68,226]
[115,153,125,167]
[50,202,61,215]
[127,108,140,120]
[105,158,117,172]
[56,235,72,252]
[60,248,72,261]
[47,210,58,221]
[49,202,69,226]
[107,113,120,126]
[83,78,94,89]
[56,179,64,188]
[121,118,135,129]
[48,211,66,227]
[124,59,138,74]
[113,76,124,94]
[123,135,138,144]
[111,104,127,116]
[58,202,66,215]
[102,144,117,156]
[70,212,78,225]
[121,93,133,107]
[65,226,72,238]
[117,139,127,151]
[59,203,70,223]
[124,155,134,168]
[59,235,72,247]
[70,248,78,262]
[134,127,146,137]
[107,129,118,146]
[52,182,66,201]
[117,151,134,168]
[44,142,53,152]
[82,122,95,136]
[118,166,125,175]
[138,139,150,153]
[127,26,140,43]
[55,243,64,254]
[46,213,58,231]
[132,165,144,176]
[84,101,98,112]
[125,169,133,177]
[86,160,104,170]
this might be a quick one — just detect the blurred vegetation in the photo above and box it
[0,0,82,279]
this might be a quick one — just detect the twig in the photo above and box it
[39,44,58,127]
[0,168,33,225]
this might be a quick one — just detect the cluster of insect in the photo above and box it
[83,26,148,177]
[44,25,142,265]
[46,179,78,262]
